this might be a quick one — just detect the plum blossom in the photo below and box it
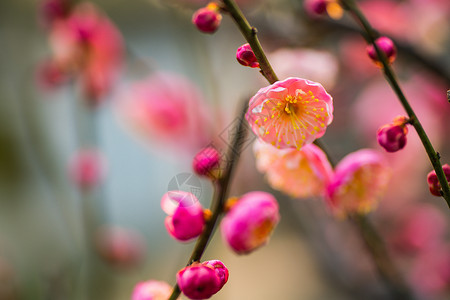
[221,191,280,254]
[325,149,391,217]
[68,148,105,190]
[116,72,212,155]
[377,116,409,152]
[161,191,205,241]
[246,77,333,150]
[192,2,222,34]
[192,147,221,178]
[131,280,174,300]
[366,36,397,66]
[236,43,259,68]
[427,164,450,197]
[253,139,333,198]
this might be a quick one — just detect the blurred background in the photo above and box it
[0,0,449,299]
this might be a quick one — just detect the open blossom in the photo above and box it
[325,149,390,217]
[253,139,333,198]
[221,191,280,254]
[116,72,212,155]
[246,77,333,150]
[131,280,174,300]
[47,3,123,103]
[161,191,205,241]
[177,260,228,299]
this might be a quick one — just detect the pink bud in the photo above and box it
[161,191,205,241]
[95,226,146,268]
[427,164,450,197]
[39,0,70,26]
[220,191,280,254]
[177,260,228,299]
[192,3,222,34]
[236,43,259,68]
[304,0,328,16]
[366,36,397,66]
[192,147,221,178]
[131,280,174,300]
[68,148,105,190]
[377,124,407,152]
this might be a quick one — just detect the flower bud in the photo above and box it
[304,0,328,16]
[220,191,280,254]
[68,148,105,190]
[131,280,174,300]
[161,191,205,241]
[177,260,228,299]
[366,36,397,66]
[192,147,221,178]
[236,43,259,68]
[192,3,222,34]
[377,116,408,152]
[95,226,146,268]
[427,164,450,197]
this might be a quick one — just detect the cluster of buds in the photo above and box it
[192,2,222,34]
[427,164,450,197]
[377,115,409,152]
[366,36,397,67]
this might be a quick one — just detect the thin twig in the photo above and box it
[168,101,249,300]
[339,0,450,208]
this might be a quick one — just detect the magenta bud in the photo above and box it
[236,43,260,68]
[161,191,205,241]
[366,36,397,66]
[177,260,228,299]
[304,0,328,16]
[192,147,221,178]
[427,164,450,197]
[220,191,280,254]
[192,3,222,34]
[377,124,407,152]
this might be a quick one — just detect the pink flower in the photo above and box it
[377,116,409,152]
[325,149,390,217]
[192,147,221,178]
[220,191,280,254]
[366,36,397,66]
[161,191,205,241]
[192,3,222,34]
[390,204,447,254]
[95,226,146,268]
[427,164,450,196]
[131,280,174,300]
[268,48,339,90]
[236,43,259,68]
[253,139,333,198]
[68,148,105,190]
[246,77,333,150]
[39,0,71,26]
[48,3,123,103]
[116,72,212,156]
[177,260,228,299]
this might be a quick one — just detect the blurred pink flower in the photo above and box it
[268,49,339,89]
[389,204,447,254]
[131,280,174,300]
[325,149,390,217]
[246,77,333,150]
[409,244,450,297]
[116,72,212,155]
[95,226,146,268]
[177,260,228,299]
[253,139,333,198]
[221,191,280,254]
[48,3,123,103]
[68,148,105,191]
[161,191,205,241]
